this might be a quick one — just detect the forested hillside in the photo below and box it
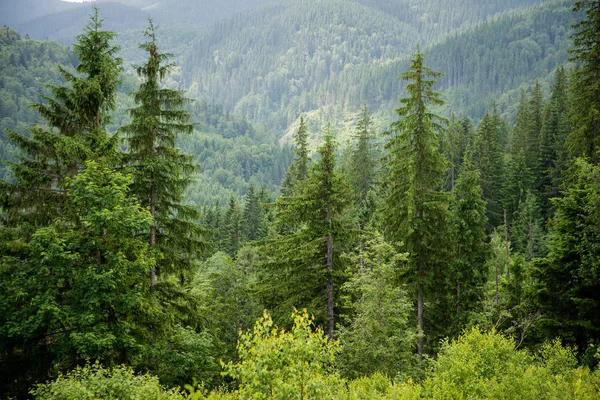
[183,0,576,136]
[2,0,600,399]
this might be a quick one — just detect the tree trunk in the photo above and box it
[150,187,157,292]
[417,279,424,359]
[149,128,157,292]
[504,209,509,279]
[326,208,334,341]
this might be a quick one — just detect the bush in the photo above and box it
[32,362,186,400]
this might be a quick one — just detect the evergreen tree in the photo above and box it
[534,159,600,357]
[241,184,267,242]
[511,191,546,260]
[472,109,505,229]
[0,7,121,229]
[120,20,206,289]
[381,49,451,357]
[0,162,154,397]
[280,116,309,196]
[258,125,351,339]
[337,233,416,379]
[569,0,600,164]
[527,81,543,182]
[349,105,376,206]
[442,114,473,190]
[449,153,489,334]
[220,196,241,258]
[538,67,570,219]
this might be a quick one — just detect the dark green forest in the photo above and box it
[1,0,600,399]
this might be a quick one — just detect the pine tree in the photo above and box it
[569,0,600,164]
[449,153,489,334]
[241,184,267,242]
[280,116,309,196]
[120,20,206,289]
[220,196,241,258]
[258,125,351,339]
[0,7,122,228]
[527,81,543,182]
[381,49,451,357]
[349,105,376,205]
[538,67,570,219]
[472,109,505,229]
[534,159,600,356]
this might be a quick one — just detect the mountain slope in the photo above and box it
[178,0,575,137]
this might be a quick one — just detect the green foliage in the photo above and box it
[32,362,186,400]
[197,250,263,365]
[569,0,600,164]
[257,126,352,332]
[280,116,310,196]
[472,107,506,229]
[448,155,489,334]
[423,327,600,399]
[337,233,416,380]
[222,309,345,399]
[0,162,154,396]
[1,7,122,229]
[382,49,451,356]
[534,158,600,355]
[120,19,208,285]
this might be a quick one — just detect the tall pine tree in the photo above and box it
[381,49,451,357]
[569,0,600,164]
[120,20,207,289]
[0,7,122,229]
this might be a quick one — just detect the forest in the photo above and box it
[1,0,600,399]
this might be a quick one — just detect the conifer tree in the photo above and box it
[258,125,351,339]
[0,7,122,228]
[534,159,600,356]
[527,81,543,181]
[120,20,206,289]
[381,49,451,357]
[472,109,505,229]
[349,105,376,205]
[280,116,309,196]
[220,196,241,258]
[569,0,600,164]
[442,114,472,190]
[241,184,267,242]
[538,67,570,218]
[449,153,489,334]
[511,191,545,260]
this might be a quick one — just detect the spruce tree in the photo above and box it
[534,159,600,356]
[527,81,543,182]
[0,7,122,228]
[349,105,376,205]
[472,109,505,229]
[569,0,600,164]
[449,153,489,334]
[241,184,267,242]
[120,20,206,289]
[258,125,351,339]
[280,116,309,196]
[381,49,451,357]
[220,196,241,258]
[538,67,570,219]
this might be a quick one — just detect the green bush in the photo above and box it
[32,362,186,400]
